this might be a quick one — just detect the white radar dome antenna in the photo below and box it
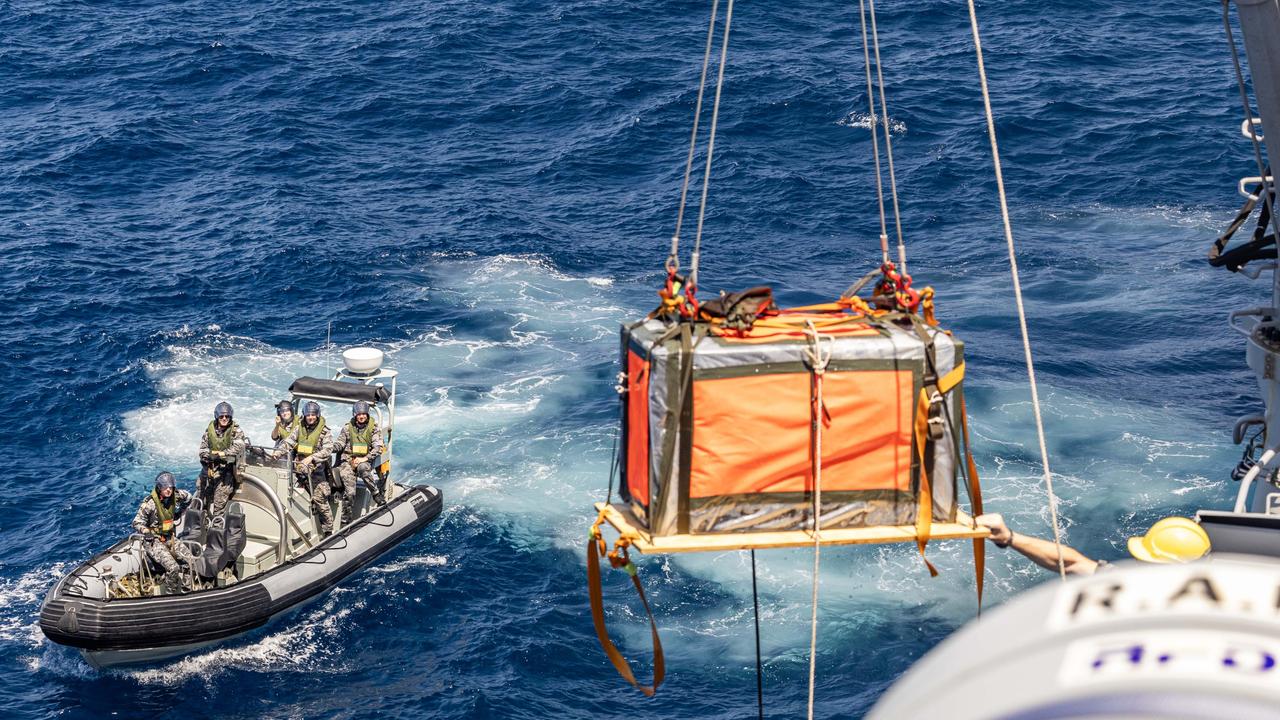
[867,555,1280,720]
[341,347,384,376]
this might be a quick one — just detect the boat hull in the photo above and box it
[40,484,443,668]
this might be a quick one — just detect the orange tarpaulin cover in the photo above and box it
[625,350,651,505]
[708,312,881,343]
[688,369,914,499]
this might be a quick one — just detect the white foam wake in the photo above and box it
[837,110,907,135]
[105,250,1242,666]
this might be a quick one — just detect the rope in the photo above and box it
[669,0,723,273]
[689,0,737,290]
[965,0,1066,580]
[866,0,908,273]
[857,0,890,263]
[751,549,764,720]
[1222,1,1280,262]
[803,320,832,720]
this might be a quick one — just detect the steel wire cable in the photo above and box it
[689,0,736,290]
[866,0,908,272]
[858,0,890,263]
[668,0,723,273]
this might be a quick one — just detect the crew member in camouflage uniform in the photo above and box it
[132,471,195,594]
[335,400,386,524]
[198,401,248,523]
[270,399,298,447]
[275,401,338,535]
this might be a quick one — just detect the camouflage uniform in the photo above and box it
[198,420,248,522]
[335,417,386,522]
[271,415,299,447]
[132,488,196,592]
[280,419,337,535]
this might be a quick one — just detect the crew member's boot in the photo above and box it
[162,572,184,595]
[341,494,355,526]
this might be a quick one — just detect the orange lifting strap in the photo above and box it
[958,389,985,611]
[586,514,665,696]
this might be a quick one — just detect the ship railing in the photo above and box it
[1229,306,1278,338]
[1235,443,1280,512]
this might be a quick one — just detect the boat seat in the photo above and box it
[177,498,205,542]
[194,522,226,578]
[194,511,246,579]
[224,511,247,560]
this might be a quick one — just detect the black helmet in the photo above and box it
[154,471,176,491]
[276,400,293,417]
[214,402,234,420]
[302,401,322,424]
[352,401,370,418]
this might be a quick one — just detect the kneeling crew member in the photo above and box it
[977,513,1211,576]
[277,401,337,535]
[271,399,298,448]
[336,400,387,523]
[199,401,247,523]
[132,471,195,593]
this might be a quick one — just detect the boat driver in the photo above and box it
[335,400,387,524]
[198,401,248,524]
[132,471,196,594]
[977,513,1210,576]
[271,399,299,447]
[275,401,338,535]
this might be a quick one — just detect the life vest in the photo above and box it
[150,489,176,538]
[296,418,326,457]
[205,420,238,453]
[274,416,299,440]
[347,419,377,457]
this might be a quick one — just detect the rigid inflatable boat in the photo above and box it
[38,348,443,668]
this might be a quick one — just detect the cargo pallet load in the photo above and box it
[604,288,983,555]
[580,0,1065,709]
[586,271,991,697]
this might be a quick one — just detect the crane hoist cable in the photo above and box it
[668,0,723,275]
[857,0,890,264]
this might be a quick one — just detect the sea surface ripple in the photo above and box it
[0,0,1260,717]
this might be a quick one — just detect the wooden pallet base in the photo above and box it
[594,502,989,554]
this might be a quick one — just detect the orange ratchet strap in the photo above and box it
[912,387,939,577]
[587,515,665,696]
[958,391,985,613]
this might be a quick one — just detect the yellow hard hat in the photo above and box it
[1126,516,1210,563]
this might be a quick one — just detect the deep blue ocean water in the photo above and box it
[0,0,1264,717]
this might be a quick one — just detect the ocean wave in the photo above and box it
[837,110,907,135]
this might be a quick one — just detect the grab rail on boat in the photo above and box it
[238,473,289,561]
